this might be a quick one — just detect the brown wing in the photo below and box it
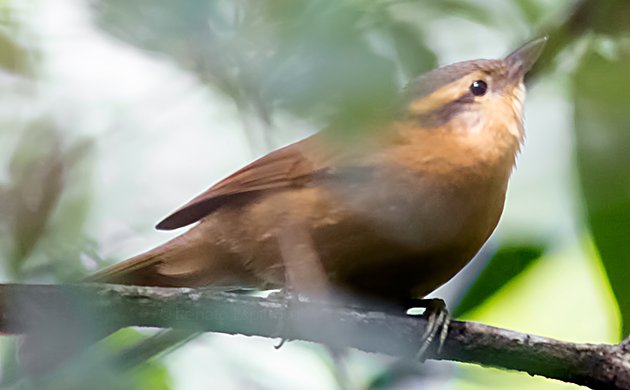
[156,135,329,230]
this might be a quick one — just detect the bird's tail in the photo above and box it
[19,224,253,377]
[76,228,237,380]
[85,223,255,288]
[84,238,183,286]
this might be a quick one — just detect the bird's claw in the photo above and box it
[270,289,294,349]
[410,298,450,362]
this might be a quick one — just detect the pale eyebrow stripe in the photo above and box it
[409,91,475,128]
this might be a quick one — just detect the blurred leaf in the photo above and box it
[382,21,436,78]
[0,121,93,280]
[4,124,65,276]
[15,351,172,390]
[571,0,630,36]
[366,362,426,390]
[453,244,545,317]
[512,0,545,24]
[574,38,630,337]
[415,0,493,26]
[529,1,630,79]
[93,0,435,138]
[105,329,174,390]
[11,313,172,389]
[105,329,195,371]
[260,0,400,135]
[0,28,32,76]
[132,362,171,390]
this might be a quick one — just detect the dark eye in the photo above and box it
[469,80,488,96]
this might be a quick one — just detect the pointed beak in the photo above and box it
[505,36,547,83]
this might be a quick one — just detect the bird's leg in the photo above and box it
[273,219,331,349]
[405,298,450,361]
[277,220,330,295]
[273,220,350,386]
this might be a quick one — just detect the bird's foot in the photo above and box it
[269,289,296,349]
[407,298,450,362]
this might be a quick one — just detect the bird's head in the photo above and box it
[402,37,547,146]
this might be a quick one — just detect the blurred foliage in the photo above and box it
[94,329,173,390]
[570,0,630,36]
[453,244,545,318]
[1,125,80,278]
[92,0,437,139]
[12,329,172,390]
[512,0,544,24]
[366,362,428,390]
[0,119,96,282]
[0,0,629,388]
[531,0,630,78]
[574,37,630,337]
[423,0,494,26]
[0,2,175,388]
[0,5,97,284]
[0,29,31,76]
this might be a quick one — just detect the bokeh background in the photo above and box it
[0,0,628,389]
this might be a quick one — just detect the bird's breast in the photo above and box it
[316,161,509,299]
[227,154,510,299]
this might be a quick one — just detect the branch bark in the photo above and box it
[1,283,629,389]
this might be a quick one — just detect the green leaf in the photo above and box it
[574,38,630,337]
[422,0,494,26]
[574,0,630,36]
[453,244,544,317]
[378,19,437,78]
[92,0,436,138]
[0,29,32,76]
[512,0,542,23]
[106,330,174,390]
[3,124,64,277]
[132,362,172,390]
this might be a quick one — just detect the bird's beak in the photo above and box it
[505,36,547,83]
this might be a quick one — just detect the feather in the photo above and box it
[155,134,337,230]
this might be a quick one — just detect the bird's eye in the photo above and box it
[469,80,488,96]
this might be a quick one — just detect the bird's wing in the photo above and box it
[156,135,332,230]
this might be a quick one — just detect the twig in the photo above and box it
[1,283,629,389]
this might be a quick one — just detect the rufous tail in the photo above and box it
[84,240,182,286]
[20,225,255,376]
[85,224,256,288]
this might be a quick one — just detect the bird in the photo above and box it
[88,37,546,307]
[17,39,546,376]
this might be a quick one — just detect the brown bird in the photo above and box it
[89,38,546,305]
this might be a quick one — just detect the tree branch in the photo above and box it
[1,283,629,389]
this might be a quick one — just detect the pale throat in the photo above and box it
[508,82,526,143]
